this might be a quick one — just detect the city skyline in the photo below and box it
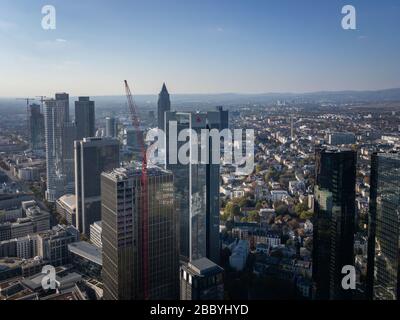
[1,0,400,97]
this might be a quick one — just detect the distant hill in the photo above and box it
[2,88,400,111]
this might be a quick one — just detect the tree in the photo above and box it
[275,203,289,216]
[300,211,313,220]
[247,210,260,223]
[294,203,309,217]
[223,201,241,221]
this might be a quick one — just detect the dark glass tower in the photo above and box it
[157,83,171,132]
[29,103,44,150]
[101,166,179,300]
[367,152,400,300]
[74,137,120,235]
[165,111,221,265]
[312,147,357,300]
[75,97,95,140]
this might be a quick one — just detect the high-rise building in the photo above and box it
[44,93,76,201]
[62,122,77,193]
[90,221,102,248]
[327,132,356,146]
[29,104,44,150]
[312,147,356,300]
[44,98,68,202]
[216,106,229,130]
[180,257,224,300]
[74,137,120,235]
[367,152,400,300]
[105,117,117,138]
[55,93,70,123]
[157,83,171,132]
[75,97,95,140]
[101,166,178,300]
[165,111,222,264]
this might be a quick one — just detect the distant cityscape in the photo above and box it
[0,0,400,305]
[0,83,399,301]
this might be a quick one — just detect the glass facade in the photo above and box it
[312,148,356,300]
[368,152,400,300]
[75,137,120,235]
[165,111,221,264]
[101,166,179,300]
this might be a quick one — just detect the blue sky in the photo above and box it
[0,0,399,96]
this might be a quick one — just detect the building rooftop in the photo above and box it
[102,164,172,181]
[57,194,76,211]
[68,241,102,266]
[188,258,223,276]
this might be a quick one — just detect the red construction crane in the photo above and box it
[124,80,149,300]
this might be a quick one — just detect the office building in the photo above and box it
[37,225,79,267]
[62,122,77,193]
[75,97,95,140]
[327,132,356,146]
[165,111,222,264]
[312,147,356,300]
[367,152,400,300]
[29,104,44,150]
[74,137,120,235]
[56,194,77,226]
[44,93,74,201]
[101,166,178,300]
[312,148,356,299]
[157,83,171,132]
[105,117,117,138]
[180,257,224,300]
[90,221,102,248]
[216,106,229,130]
[55,93,70,123]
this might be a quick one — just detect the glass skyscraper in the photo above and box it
[165,111,222,264]
[75,97,95,140]
[157,83,171,132]
[101,166,179,300]
[74,137,120,235]
[367,152,400,300]
[312,147,357,300]
[29,103,44,150]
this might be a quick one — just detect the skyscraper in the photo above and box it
[101,166,178,300]
[367,152,400,300]
[75,97,95,140]
[29,104,44,150]
[62,122,77,193]
[74,137,120,235]
[312,147,356,300]
[157,83,171,132]
[44,98,67,202]
[165,111,221,264]
[55,93,70,123]
[105,116,117,138]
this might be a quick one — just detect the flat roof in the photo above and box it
[68,241,102,266]
[188,257,223,276]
